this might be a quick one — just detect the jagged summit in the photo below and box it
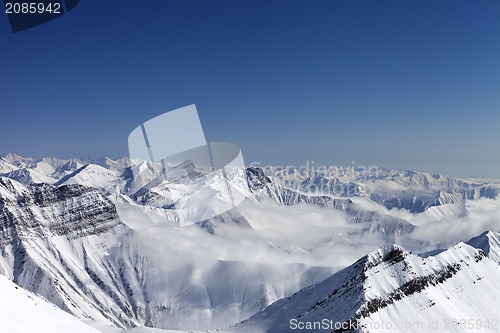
[232,238,499,333]
[246,167,272,190]
[54,163,120,188]
[466,230,500,264]
[0,152,27,164]
[0,157,18,174]
[365,244,407,266]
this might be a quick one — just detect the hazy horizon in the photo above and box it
[1,0,499,178]
[1,151,498,180]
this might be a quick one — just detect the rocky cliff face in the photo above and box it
[0,176,335,331]
[0,176,131,328]
[0,177,122,242]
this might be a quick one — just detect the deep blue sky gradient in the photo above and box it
[1,0,499,177]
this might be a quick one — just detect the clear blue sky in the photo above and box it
[1,0,499,178]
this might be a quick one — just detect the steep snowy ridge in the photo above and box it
[0,157,18,174]
[51,160,85,179]
[232,238,500,333]
[55,163,121,189]
[0,153,32,166]
[1,167,57,185]
[467,231,500,264]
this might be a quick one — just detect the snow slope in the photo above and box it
[467,230,500,264]
[55,163,121,189]
[0,157,18,173]
[1,167,57,184]
[230,235,500,333]
[0,274,102,333]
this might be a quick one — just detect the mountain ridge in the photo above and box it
[0,154,499,332]
[229,234,500,333]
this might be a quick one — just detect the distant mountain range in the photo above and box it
[0,153,499,333]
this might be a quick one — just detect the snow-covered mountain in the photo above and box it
[55,163,121,189]
[2,153,498,218]
[0,175,337,331]
[467,230,500,265]
[0,274,102,333]
[0,157,19,174]
[258,165,500,213]
[229,232,500,333]
[0,153,499,333]
[0,176,130,329]
[0,167,57,185]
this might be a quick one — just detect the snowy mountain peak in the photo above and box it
[0,152,26,165]
[174,158,196,170]
[246,167,272,190]
[0,158,18,174]
[54,163,120,189]
[365,244,406,266]
[59,160,82,172]
[1,167,56,185]
[466,230,500,264]
[234,238,499,333]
